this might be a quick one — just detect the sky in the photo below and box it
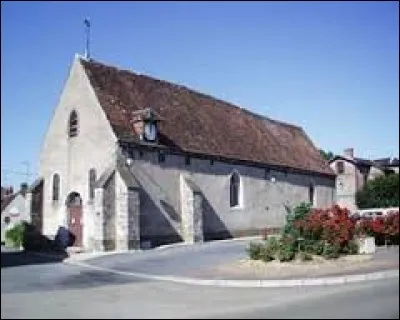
[1,1,399,189]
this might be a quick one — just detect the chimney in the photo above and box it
[20,183,28,196]
[344,148,354,159]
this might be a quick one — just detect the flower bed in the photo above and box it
[354,210,399,246]
[247,204,379,263]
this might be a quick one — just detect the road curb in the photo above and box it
[64,259,399,288]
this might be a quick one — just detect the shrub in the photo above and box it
[259,245,275,262]
[277,235,296,262]
[282,202,312,239]
[322,242,340,259]
[5,222,26,248]
[292,205,355,250]
[311,240,325,255]
[354,210,399,245]
[341,240,359,255]
[298,251,313,261]
[265,236,280,251]
[277,247,296,262]
[259,236,280,261]
[383,211,399,245]
[356,173,399,209]
[247,242,263,260]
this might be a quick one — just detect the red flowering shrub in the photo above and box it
[384,211,399,239]
[354,210,399,245]
[293,205,356,248]
[354,219,375,237]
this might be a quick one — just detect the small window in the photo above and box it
[185,156,191,166]
[210,159,214,166]
[230,172,241,208]
[309,183,315,206]
[158,151,166,163]
[336,161,344,174]
[68,110,79,138]
[89,168,96,200]
[4,216,10,225]
[52,174,60,201]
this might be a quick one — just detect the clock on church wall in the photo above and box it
[131,108,161,143]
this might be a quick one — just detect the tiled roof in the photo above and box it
[374,158,399,167]
[331,156,399,171]
[81,58,335,177]
[354,157,374,167]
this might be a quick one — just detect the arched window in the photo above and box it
[309,183,315,206]
[68,110,79,137]
[52,174,60,201]
[230,172,241,208]
[89,168,96,200]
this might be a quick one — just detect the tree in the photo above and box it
[319,149,335,161]
[356,173,399,209]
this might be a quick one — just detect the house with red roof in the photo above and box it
[329,148,399,210]
[26,55,336,252]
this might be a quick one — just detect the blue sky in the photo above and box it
[1,1,399,189]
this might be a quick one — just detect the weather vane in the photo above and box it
[84,18,91,60]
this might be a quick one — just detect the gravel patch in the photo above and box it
[211,254,379,279]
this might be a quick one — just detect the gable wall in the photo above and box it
[38,56,117,240]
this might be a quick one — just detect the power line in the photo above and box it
[1,162,35,186]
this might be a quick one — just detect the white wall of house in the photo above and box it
[330,159,357,210]
[1,194,30,243]
[38,55,118,247]
[127,148,335,242]
[368,165,384,181]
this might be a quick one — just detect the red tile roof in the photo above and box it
[81,58,335,177]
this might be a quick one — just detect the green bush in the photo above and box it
[259,245,275,262]
[264,236,280,251]
[277,247,296,262]
[5,222,26,248]
[277,236,296,262]
[311,240,325,255]
[356,173,399,209]
[322,242,341,259]
[282,202,312,239]
[341,240,359,255]
[259,236,280,261]
[246,242,263,260]
[298,251,313,261]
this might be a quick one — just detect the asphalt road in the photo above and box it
[1,244,399,319]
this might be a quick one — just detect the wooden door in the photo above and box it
[68,205,83,247]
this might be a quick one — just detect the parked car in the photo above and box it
[351,207,399,220]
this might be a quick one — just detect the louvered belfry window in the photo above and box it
[68,110,78,137]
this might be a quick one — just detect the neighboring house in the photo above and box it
[26,54,335,252]
[373,158,399,174]
[1,184,30,244]
[329,148,399,211]
[1,186,14,203]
